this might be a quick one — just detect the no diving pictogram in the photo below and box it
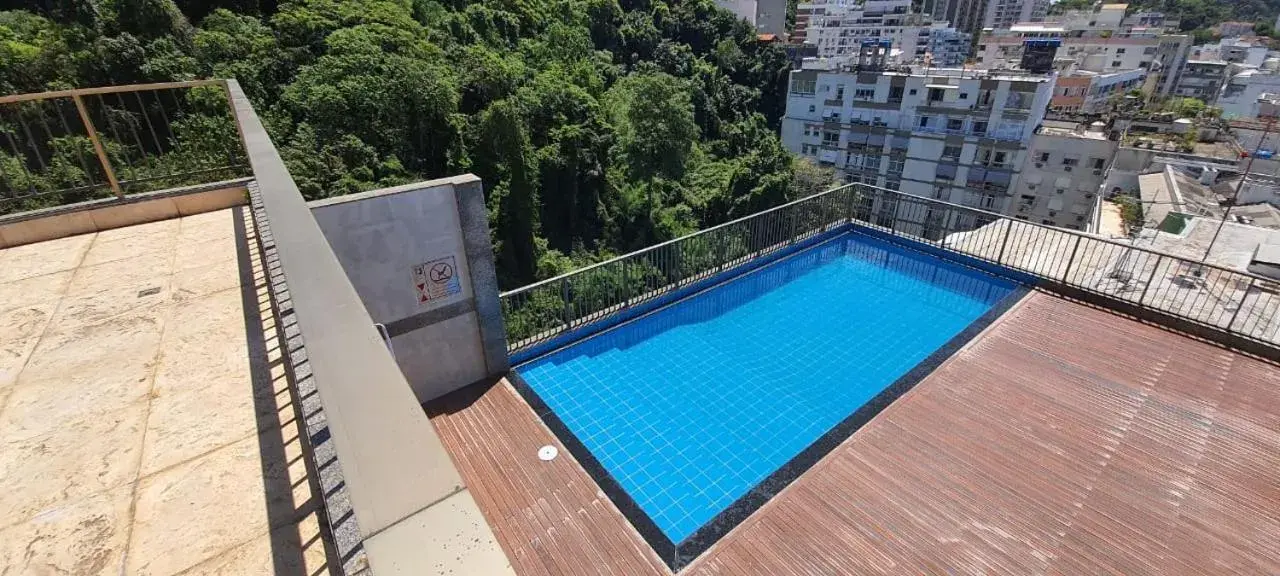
[429,261,454,283]
[413,255,462,305]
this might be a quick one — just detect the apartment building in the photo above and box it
[1120,11,1179,32]
[1220,67,1280,119]
[923,0,991,36]
[1192,38,1271,68]
[794,0,973,65]
[978,29,1189,96]
[780,51,1055,215]
[1172,60,1231,102]
[1012,121,1118,229]
[982,0,1049,31]
[1049,69,1146,112]
[717,0,789,38]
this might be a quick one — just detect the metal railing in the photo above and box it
[861,186,1280,347]
[0,80,249,216]
[501,183,1280,357]
[500,187,854,353]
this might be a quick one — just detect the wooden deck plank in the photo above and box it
[430,292,1280,575]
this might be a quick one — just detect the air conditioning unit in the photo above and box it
[1092,168,1103,175]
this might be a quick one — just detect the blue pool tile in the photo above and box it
[517,232,1015,544]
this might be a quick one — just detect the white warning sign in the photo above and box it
[412,255,462,305]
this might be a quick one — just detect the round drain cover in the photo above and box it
[537,445,558,461]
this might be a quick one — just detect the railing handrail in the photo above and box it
[860,182,1279,285]
[503,181,1278,301]
[499,183,858,297]
[0,79,226,105]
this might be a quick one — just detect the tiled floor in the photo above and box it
[0,208,331,575]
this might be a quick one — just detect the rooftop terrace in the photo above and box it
[3,80,1280,576]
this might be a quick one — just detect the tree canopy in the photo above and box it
[1,0,806,289]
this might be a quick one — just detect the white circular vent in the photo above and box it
[537,445,559,461]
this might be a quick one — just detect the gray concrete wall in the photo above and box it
[309,175,508,403]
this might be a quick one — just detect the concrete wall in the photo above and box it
[310,175,508,403]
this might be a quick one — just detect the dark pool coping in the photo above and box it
[507,229,1032,571]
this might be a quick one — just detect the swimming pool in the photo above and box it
[514,230,1020,566]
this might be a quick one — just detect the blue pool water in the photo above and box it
[518,232,1016,544]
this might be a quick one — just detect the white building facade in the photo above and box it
[795,0,971,66]
[1013,122,1119,229]
[781,65,1055,216]
[1220,68,1280,120]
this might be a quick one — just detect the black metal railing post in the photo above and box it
[996,219,1013,264]
[1227,277,1255,332]
[1061,235,1083,283]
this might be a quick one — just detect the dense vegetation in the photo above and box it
[1,0,836,288]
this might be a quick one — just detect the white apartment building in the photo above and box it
[982,0,1049,30]
[1120,11,1179,33]
[1012,121,1118,229]
[780,62,1055,216]
[1191,39,1271,68]
[794,0,971,66]
[978,29,1189,96]
[1220,67,1280,119]
[717,0,789,38]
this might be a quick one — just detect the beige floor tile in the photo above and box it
[92,217,179,243]
[0,302,56,390]
[1,307,162,441]
[0,233,94,284]
[172,255,243,302]
[51,252,174,329]
[127,433,296,576]
[79,219,178,269]
[140,289,270,475]
[0,269,72,314]
[0,400,147,523]
[0,483,134,576]
[175,513,330,576]
[177,209,237,238]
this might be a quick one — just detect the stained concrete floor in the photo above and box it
[0,208,331,575]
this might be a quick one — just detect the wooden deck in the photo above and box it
[428,292,1280,575]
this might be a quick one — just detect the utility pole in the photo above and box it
[1201,116,1275,262]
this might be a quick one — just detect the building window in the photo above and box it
[929,88,946,102]
[908,88,917,95]
[1038,151,1050,163]
[919,116,931,127]
[835,84,845,99]
[822,131,839,145]
[993,151,1007,166]
[791,78,817,95]
[942,145,961,160]
[1115,48,1126,54]
[888,158,904,173]
[1144,47,1157,55]
[972,121,988,135]
[959,92,969,99]
[889,86,904,101]
[1092,157,1106,170]
[947,118,964,131]
[808,105,816,113]
[1111,60,1122,67]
